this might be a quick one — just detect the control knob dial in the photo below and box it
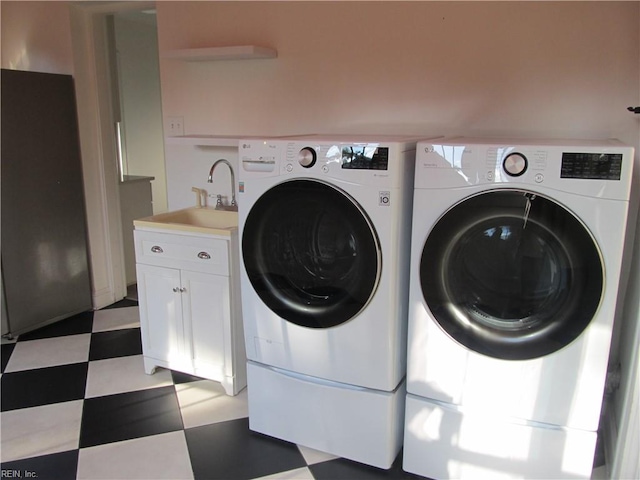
[503,152,528,177]
[298,147,317,168]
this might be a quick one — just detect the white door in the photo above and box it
[182,270,230,380]
[136,263,185,366]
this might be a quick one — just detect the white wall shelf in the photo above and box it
[165,135,240,148]
[163,45,277,62]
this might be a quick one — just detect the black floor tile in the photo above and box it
[1,362,88,411]
[80,386,183,448]
[171,370,206,384]
[185,417,307,480]
[0,449,79,480]
[1,342,16,373]
[17,311,94,342]
[102,298,138,309]
[88,328,142,361]
[310,451,422,480]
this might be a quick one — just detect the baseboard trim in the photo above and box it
[92,287,118,310]
[603,404,618,480]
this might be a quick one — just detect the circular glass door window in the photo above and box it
[242,179,381,328]
[420,190,603,360]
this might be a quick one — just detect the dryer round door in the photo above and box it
[242,179,381,328]
[420,190,604,360]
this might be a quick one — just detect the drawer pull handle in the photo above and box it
[172,287,180,293]
[151,245,164,253]
[197,251,211,260]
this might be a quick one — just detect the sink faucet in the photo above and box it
[207,159,237,211]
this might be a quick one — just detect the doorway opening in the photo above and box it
[69,1,167,307]
[107,8,167,291]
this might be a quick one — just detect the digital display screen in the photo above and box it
[561,152,623,180]
[341,146,389,170]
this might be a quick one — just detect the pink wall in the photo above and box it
[1,1,74,75]
[157,2,639,146]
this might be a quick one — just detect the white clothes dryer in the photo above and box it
[403,138,634,479]
[238,136,422,469]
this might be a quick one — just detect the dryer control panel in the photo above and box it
[239,137,420,190]
[415,137,634,201]
[560,152,623,180]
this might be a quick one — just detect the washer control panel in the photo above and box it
[291,145,389,171]
[503,153,528,177]
[340,145,389,170]
[281,141,395,178]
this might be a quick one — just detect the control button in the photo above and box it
[535,173,544,183]
[487,171,495,181]
[285,163,293,172]
[298,147,317,168]
[322,165,330,173]
[503,153,528,177]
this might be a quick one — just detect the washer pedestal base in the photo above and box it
[247,361,405,469]
[403,394,597,479]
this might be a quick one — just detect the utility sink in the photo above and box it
[133,207,238,236]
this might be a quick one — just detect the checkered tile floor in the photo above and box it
[1,300,418,480]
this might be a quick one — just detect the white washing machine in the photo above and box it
[403,137,635,479]
[238,135,422,469]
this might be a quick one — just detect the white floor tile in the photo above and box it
[77,431,194,480]
[175,380,248,429]
[85,354,173,398]
[297,444,339,465]
[591,465,607,479]
[251,467,315,480]
[4,334,90,372]
[91,306,140,333]
[0,400,83,462]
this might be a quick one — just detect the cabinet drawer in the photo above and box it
[135,230,229,276]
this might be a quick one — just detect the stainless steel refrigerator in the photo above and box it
[1,69,92,337]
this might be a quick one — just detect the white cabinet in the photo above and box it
[134,227,246,395]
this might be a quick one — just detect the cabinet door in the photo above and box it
[181,270,230,380]
[136,264,188,367]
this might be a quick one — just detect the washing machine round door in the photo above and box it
[242,179,381,328]
[420,190,603,360]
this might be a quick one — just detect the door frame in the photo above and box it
[69,1,155,309]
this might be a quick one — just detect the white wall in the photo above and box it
[608,10,640,477]
[611,213,640,478]
[164,144,238,210]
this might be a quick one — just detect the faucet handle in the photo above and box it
[191,187,203,208]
